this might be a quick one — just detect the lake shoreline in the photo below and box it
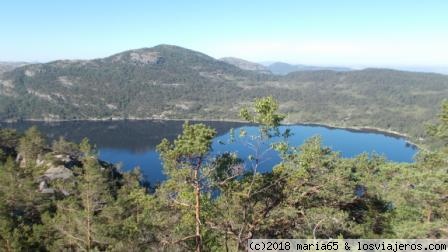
[0,116,423,150]
[296,122,424,151]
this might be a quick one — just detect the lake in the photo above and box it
[0,120,417,185]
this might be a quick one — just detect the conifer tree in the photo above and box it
[51,138,111,251]
[0,157,43,250]
[17,126,46,166]
[101,169,159,251]
[157,122,216,252]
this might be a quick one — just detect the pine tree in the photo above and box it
[207,96,290,250]
[428,100,448,146]
[50,138,112,251]
[0,157,43,250]
[0,158,24,251]
[0,129,20,162]
[17,126,46,167]
[101,169,159,251]
[157,122,216,251]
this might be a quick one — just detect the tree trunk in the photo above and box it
[427,208,432,222]
[194,166,202,252]
[85,178,92,251]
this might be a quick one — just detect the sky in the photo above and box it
[1,0,447,68]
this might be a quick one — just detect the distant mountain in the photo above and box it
[391,66,448,75]
[0,62,30,75]
[219,57,271,74]
[267,62,352,75]
[1,44,447,143]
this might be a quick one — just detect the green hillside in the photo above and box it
[1,45,447,145]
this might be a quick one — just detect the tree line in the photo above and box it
[0,97,447,251]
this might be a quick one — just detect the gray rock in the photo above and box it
[61,189,70,196]
[43,165,73,180]
[40,188,55,194]
[39,180,47,191]
[53,154,71,163]
[36,156,45,166]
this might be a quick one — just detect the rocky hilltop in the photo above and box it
[1,44,448,141]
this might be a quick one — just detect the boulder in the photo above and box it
[40,188,55,194]
[53,154,71,163]
[38,180,55,194]
[39,180,47,191]
[43,165,73,180]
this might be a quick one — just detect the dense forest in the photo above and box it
[1,45,448,147]
[0,97,447,251]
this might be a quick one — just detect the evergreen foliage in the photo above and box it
[0,97,446,251]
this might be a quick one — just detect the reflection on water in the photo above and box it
[1,120,417,185]
[0,120,245,153]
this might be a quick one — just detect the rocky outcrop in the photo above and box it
[39,181,55,194]
[42,165,73,180]
[36,154,78,195]
[129,51,163,64]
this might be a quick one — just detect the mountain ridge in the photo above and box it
[267,61,352,75]
[219,57,271,74]
[0,61,31,75]
[1,44,448,144]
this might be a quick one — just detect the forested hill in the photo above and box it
[219,57,272,74]
[0,45,257,121]
[0,62,30,74]
[267,61,352,75]
[1,44,448,143]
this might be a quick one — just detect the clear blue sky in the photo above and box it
[1,0,447,67]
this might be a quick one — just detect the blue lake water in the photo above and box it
[1,120,417,185]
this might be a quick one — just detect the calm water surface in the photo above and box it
[1,120,417,185]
